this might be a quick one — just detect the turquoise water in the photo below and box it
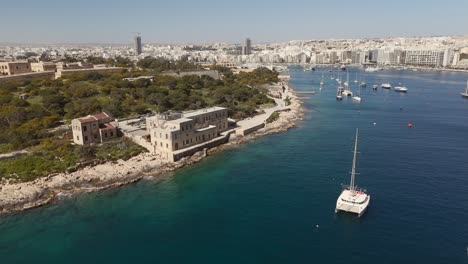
[1,67,468,263]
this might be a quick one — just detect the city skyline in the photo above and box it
[1,0,467,44]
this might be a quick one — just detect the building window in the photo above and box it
[83,126,87,132]
[77,136,79,140]
[84,136,88,141]
[110,132,114,137]
[175,143,178,150]
[94,134,97,139]
[104,132,108,138]
[166,143,168,148]
[166,134,168,139]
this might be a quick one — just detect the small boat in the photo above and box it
[381,83,392,89]
[372,84,378,90]
[336,86,344,100]
[461,80,468,98]
[335,128,370,217]
[394,86,408,93]
[341,64,346,71]
[354,72,358,83]
[320,73,324,85]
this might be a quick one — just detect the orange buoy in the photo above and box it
[407,123,413,128]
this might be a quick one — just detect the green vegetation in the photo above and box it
[0,138,145,181]
[0,58,278,181]
[266,112,280,123]
[284,96,291,106]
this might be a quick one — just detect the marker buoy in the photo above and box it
[408,123,413,128]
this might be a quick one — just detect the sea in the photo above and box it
[0,66,467,263]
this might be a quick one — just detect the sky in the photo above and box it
[1,0,467,45]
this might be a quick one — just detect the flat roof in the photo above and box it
[167,117,192,124]
[183,107,227,118]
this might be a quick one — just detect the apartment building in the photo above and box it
[71,112,118,145]
[404,50,444,67]
[146,107,228,161]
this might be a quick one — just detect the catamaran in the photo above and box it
[335,129,370,217]
[461,80,468,98]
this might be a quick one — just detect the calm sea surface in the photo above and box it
[1,67,468,263]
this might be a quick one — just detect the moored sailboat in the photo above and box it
[335,129,370,217]
[461,80,468,98]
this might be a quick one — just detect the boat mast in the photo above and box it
[350,128,358,192]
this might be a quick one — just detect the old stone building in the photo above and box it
[146,107,228,161]
[71,112,118,145]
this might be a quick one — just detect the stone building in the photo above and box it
[146,107,228,161]
[71,112,118,145]
[30,62,57,72]
[0,62,31,75]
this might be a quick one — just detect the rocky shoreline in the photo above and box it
[0,88,304,216]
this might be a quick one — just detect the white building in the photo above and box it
[404,50,444,67]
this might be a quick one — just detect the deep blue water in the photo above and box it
[1,67,468,263]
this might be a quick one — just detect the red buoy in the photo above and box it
[408,123,413,128]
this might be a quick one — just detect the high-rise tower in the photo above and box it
[134,34,143,56]
[243,38,252,55]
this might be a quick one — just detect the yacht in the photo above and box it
[335,129,370,217]
[381,83,392,89]
[394,85,408,93]
[461,81,468,98]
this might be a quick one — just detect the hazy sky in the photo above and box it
[1,0,467,44]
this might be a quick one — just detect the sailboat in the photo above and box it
[342,71,353,97]
[335,129,370,217]
[461,80,468,98]
[360,75,367,87]
[352,82,362,102]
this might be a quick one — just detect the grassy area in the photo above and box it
[266,112,280,123]
[0,138,146,182]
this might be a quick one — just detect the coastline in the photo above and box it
[0,84,305,216]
